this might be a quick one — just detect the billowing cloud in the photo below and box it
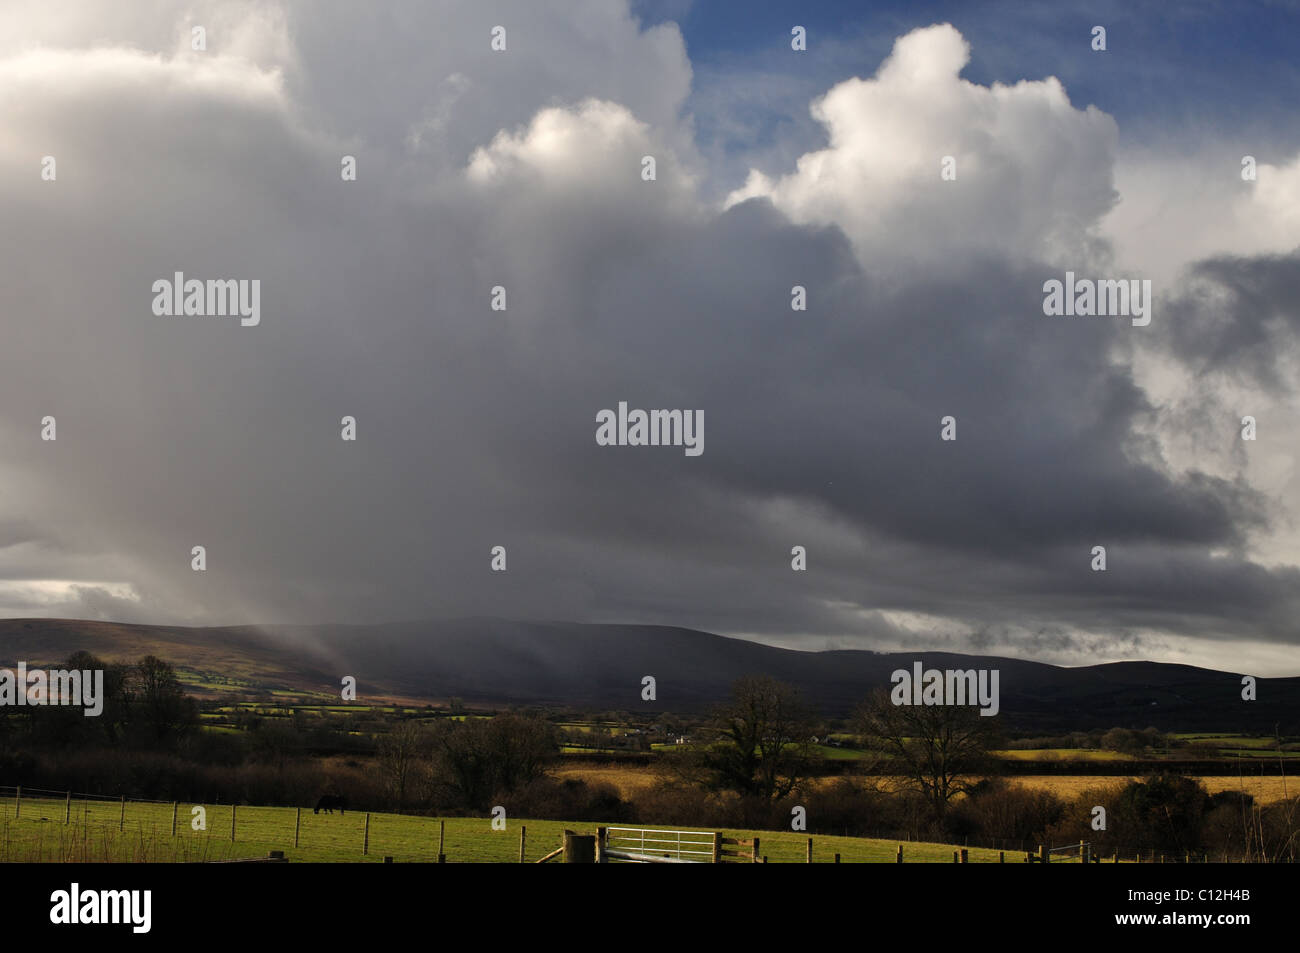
[1,5,1298,673]
[726,23,1119,269]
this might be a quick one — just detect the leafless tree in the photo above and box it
[856,687,998,819]
[672,675,817,800]
[378,720,432,812]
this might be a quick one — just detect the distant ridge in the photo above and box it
[1,617,1296,731]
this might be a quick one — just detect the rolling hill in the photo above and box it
[1,617,1296,731]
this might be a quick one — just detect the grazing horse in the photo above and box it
[314,794,347,815]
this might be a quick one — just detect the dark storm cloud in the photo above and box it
[1160,251,1300,392]
[1,3,1298,667]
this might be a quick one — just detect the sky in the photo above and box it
[1,1,1299,675]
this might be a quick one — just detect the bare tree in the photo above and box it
[378,720,431,812]
[131,655,199,745]
[429,714,558,810]
[675,675,816,800]
[856,688,999,819]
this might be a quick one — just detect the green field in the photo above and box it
[809,744,871,760]
[1168,733,1300,759]
[0,793,1025,863]
[994,748,1136,762]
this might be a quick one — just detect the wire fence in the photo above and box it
[0,784,1228,864]
[0,784,451,863]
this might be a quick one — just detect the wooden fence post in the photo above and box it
[562,830,595,863]
[1039,844,1048,864]
[751,836,760,864]
[896,844,903,863]
[437,819,445,863]
[834,853,841,864]
[294,807,301,848]
[960,848,969,864]
[363,812,370,855]
[999,851,1005,863]
[952,850,959,863]
[711,832,721,864]
[807,838,813,864]
[171,802,178,837]
[595,827,606,863]
[520,824,527,863]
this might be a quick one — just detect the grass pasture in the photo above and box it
[0,791,1015,864]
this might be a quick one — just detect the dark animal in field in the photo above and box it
[314,794,347,815]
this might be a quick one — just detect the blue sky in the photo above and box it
[635,0,1300,189]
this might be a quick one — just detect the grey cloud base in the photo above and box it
[1,3,1297,672]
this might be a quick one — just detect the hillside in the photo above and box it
[1,617,1296,731]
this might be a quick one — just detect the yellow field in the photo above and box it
[1009,775,1294,804]
[555,764,662,797]
[555,764,1296,805]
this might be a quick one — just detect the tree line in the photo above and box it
[0,652,198,749]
